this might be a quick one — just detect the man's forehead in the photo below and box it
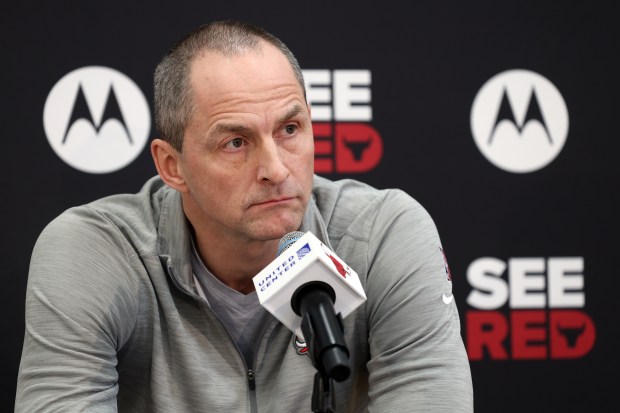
[189,44,304,105]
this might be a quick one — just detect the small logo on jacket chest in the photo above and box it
[293,336,309,355]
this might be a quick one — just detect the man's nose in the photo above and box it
[256,138,289,184]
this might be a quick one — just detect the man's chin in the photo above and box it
[250,216,302,242]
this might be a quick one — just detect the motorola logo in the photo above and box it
[470,69,569,173]
[43,66,150,173]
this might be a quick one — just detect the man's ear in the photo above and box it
[151,139,188,193]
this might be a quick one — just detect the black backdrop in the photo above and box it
[3,1,619,411]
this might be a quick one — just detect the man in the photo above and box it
[16,21,473,412]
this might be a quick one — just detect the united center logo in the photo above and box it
[296,243,311,260]
[470,69,569,173]
[43,66,150,173]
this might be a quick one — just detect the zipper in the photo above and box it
[164,258,261,412]
[249,318,281,412]
[247,368,256,390]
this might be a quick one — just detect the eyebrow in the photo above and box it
[208,123,251,140]
[278,104,304,124]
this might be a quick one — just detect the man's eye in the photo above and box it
[224,137,245,150]
[284,124,297,135]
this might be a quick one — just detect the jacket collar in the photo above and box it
[299,192,333,251]
[157,188,195,294]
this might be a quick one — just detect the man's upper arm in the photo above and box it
[365,190,473,412]
[16,208,139,412]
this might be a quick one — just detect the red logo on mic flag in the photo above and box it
[327,253,348,278]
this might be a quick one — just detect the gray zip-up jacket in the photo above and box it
[16,175,473,412]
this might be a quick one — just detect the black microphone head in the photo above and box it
[277,231,305,256]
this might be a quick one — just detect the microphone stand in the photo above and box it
[311,371,336,413]
[295,286,351,413]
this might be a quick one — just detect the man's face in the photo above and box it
[177,42,314,244]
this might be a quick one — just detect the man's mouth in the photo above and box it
[251,197,296,207]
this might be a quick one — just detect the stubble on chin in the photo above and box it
[244,202,306,242]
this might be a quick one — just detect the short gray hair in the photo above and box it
[154,20,306,151]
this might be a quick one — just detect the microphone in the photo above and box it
[253,231,367,381]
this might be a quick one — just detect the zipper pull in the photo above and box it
[247,369,256,390]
